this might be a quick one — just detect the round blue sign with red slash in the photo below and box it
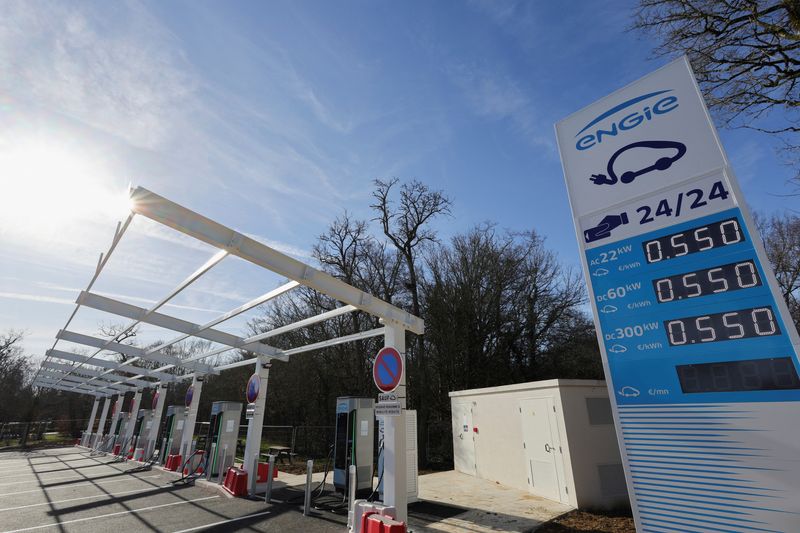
[185,386,194,408]
[246,374,260,403]
[373,347,403,393]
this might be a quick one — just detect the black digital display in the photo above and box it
[643,217,745,264]
[653,260,762,303]
[676,357,800,393]
[665,306,781,346]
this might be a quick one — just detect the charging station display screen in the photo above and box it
[334,411,348,471]
[676,357,800,393]
[583,206,799,403]
[642,216,743,263]
[652,259,761,302]
[664,305,780,345]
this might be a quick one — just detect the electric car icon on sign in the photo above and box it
[590,140,687,186]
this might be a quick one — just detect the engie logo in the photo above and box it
[575,90,678,151]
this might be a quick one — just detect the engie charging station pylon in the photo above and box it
[31,186,423,523]
[557,56,800,531]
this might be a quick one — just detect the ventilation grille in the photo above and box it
[585,397,613,425]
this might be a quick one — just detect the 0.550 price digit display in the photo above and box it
[665,306,781,346]
[653,260,761,303]
[643,218,744,264]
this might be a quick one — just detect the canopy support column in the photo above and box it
[148,384,168,458]
[108,395,124,450]
[244,356,271,496]
[123,390,143,454]
[94,396,112,449]
[382,322,408,523]
[82,397,100,447]
[180,375,204,458]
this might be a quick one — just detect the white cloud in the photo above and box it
[0,0,197,150]
[245,233,313,261]
[0,291,74,306]
[446,63,554,151]
[35,282,225,315]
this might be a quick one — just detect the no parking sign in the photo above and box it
[185,385,194,407]
[245,373,260,403]
[373,347,403,393]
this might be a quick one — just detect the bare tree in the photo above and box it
[0,330,32,422]
[371,178,452,466]
[98,323,140,363]
[632,0,800,185]
[757,211,800,331]
[371,178,452,315]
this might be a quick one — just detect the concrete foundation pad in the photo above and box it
[413,470,573,533]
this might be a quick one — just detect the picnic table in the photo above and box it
[262,446,294,464]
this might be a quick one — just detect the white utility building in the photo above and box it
[450,379,626,509]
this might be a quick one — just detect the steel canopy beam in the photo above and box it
[46,349,178,382]
[36,379,102,396]
[57,330,215,374]
[212,327,386,373]
[37,370,134,393]
[130,186,424,335]
[283,327,386,357]
[76,291,284,359]
[41,361,153,389]
[51,248,229,390]
[108,281,299,387]
[32,213,135,387]
[36,378,104,396]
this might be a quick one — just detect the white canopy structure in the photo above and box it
[31,186,422,521]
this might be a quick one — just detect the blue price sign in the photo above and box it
[557,57,800,531]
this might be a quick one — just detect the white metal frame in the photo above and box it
[32,185,421,519]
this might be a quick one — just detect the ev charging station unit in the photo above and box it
[130,409,154,461]
[160,405,186,467]
[204,401,242,480]
[112,410,131,454]
[32,184,423,526]
[334,397,375,497]
[557,56,800,531]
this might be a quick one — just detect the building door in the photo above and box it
[452,402,476,475]
[519,397,565,502]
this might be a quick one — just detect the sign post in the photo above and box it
[377,329,408,523]
[557,56,800,531]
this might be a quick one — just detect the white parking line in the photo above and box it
[171,511,272,533]
[0,466,120,480]
[0,474,162,497]
[1,495,220,533]
[0,474,92,486]
[0,487,160,512]
[0,472,112,486]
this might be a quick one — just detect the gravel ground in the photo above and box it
[535,509,635,533]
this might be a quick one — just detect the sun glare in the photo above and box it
[0,141,131,239]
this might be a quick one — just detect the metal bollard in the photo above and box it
[303,459,313,516]
[348,464,357,513]
[218,454,230,485]
[216,445,227,484]
[264,454,275,503]
[249,454,258,497]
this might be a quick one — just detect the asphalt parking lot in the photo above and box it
[0,446,346,532]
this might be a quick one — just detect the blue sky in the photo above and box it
[1,0,797,363]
